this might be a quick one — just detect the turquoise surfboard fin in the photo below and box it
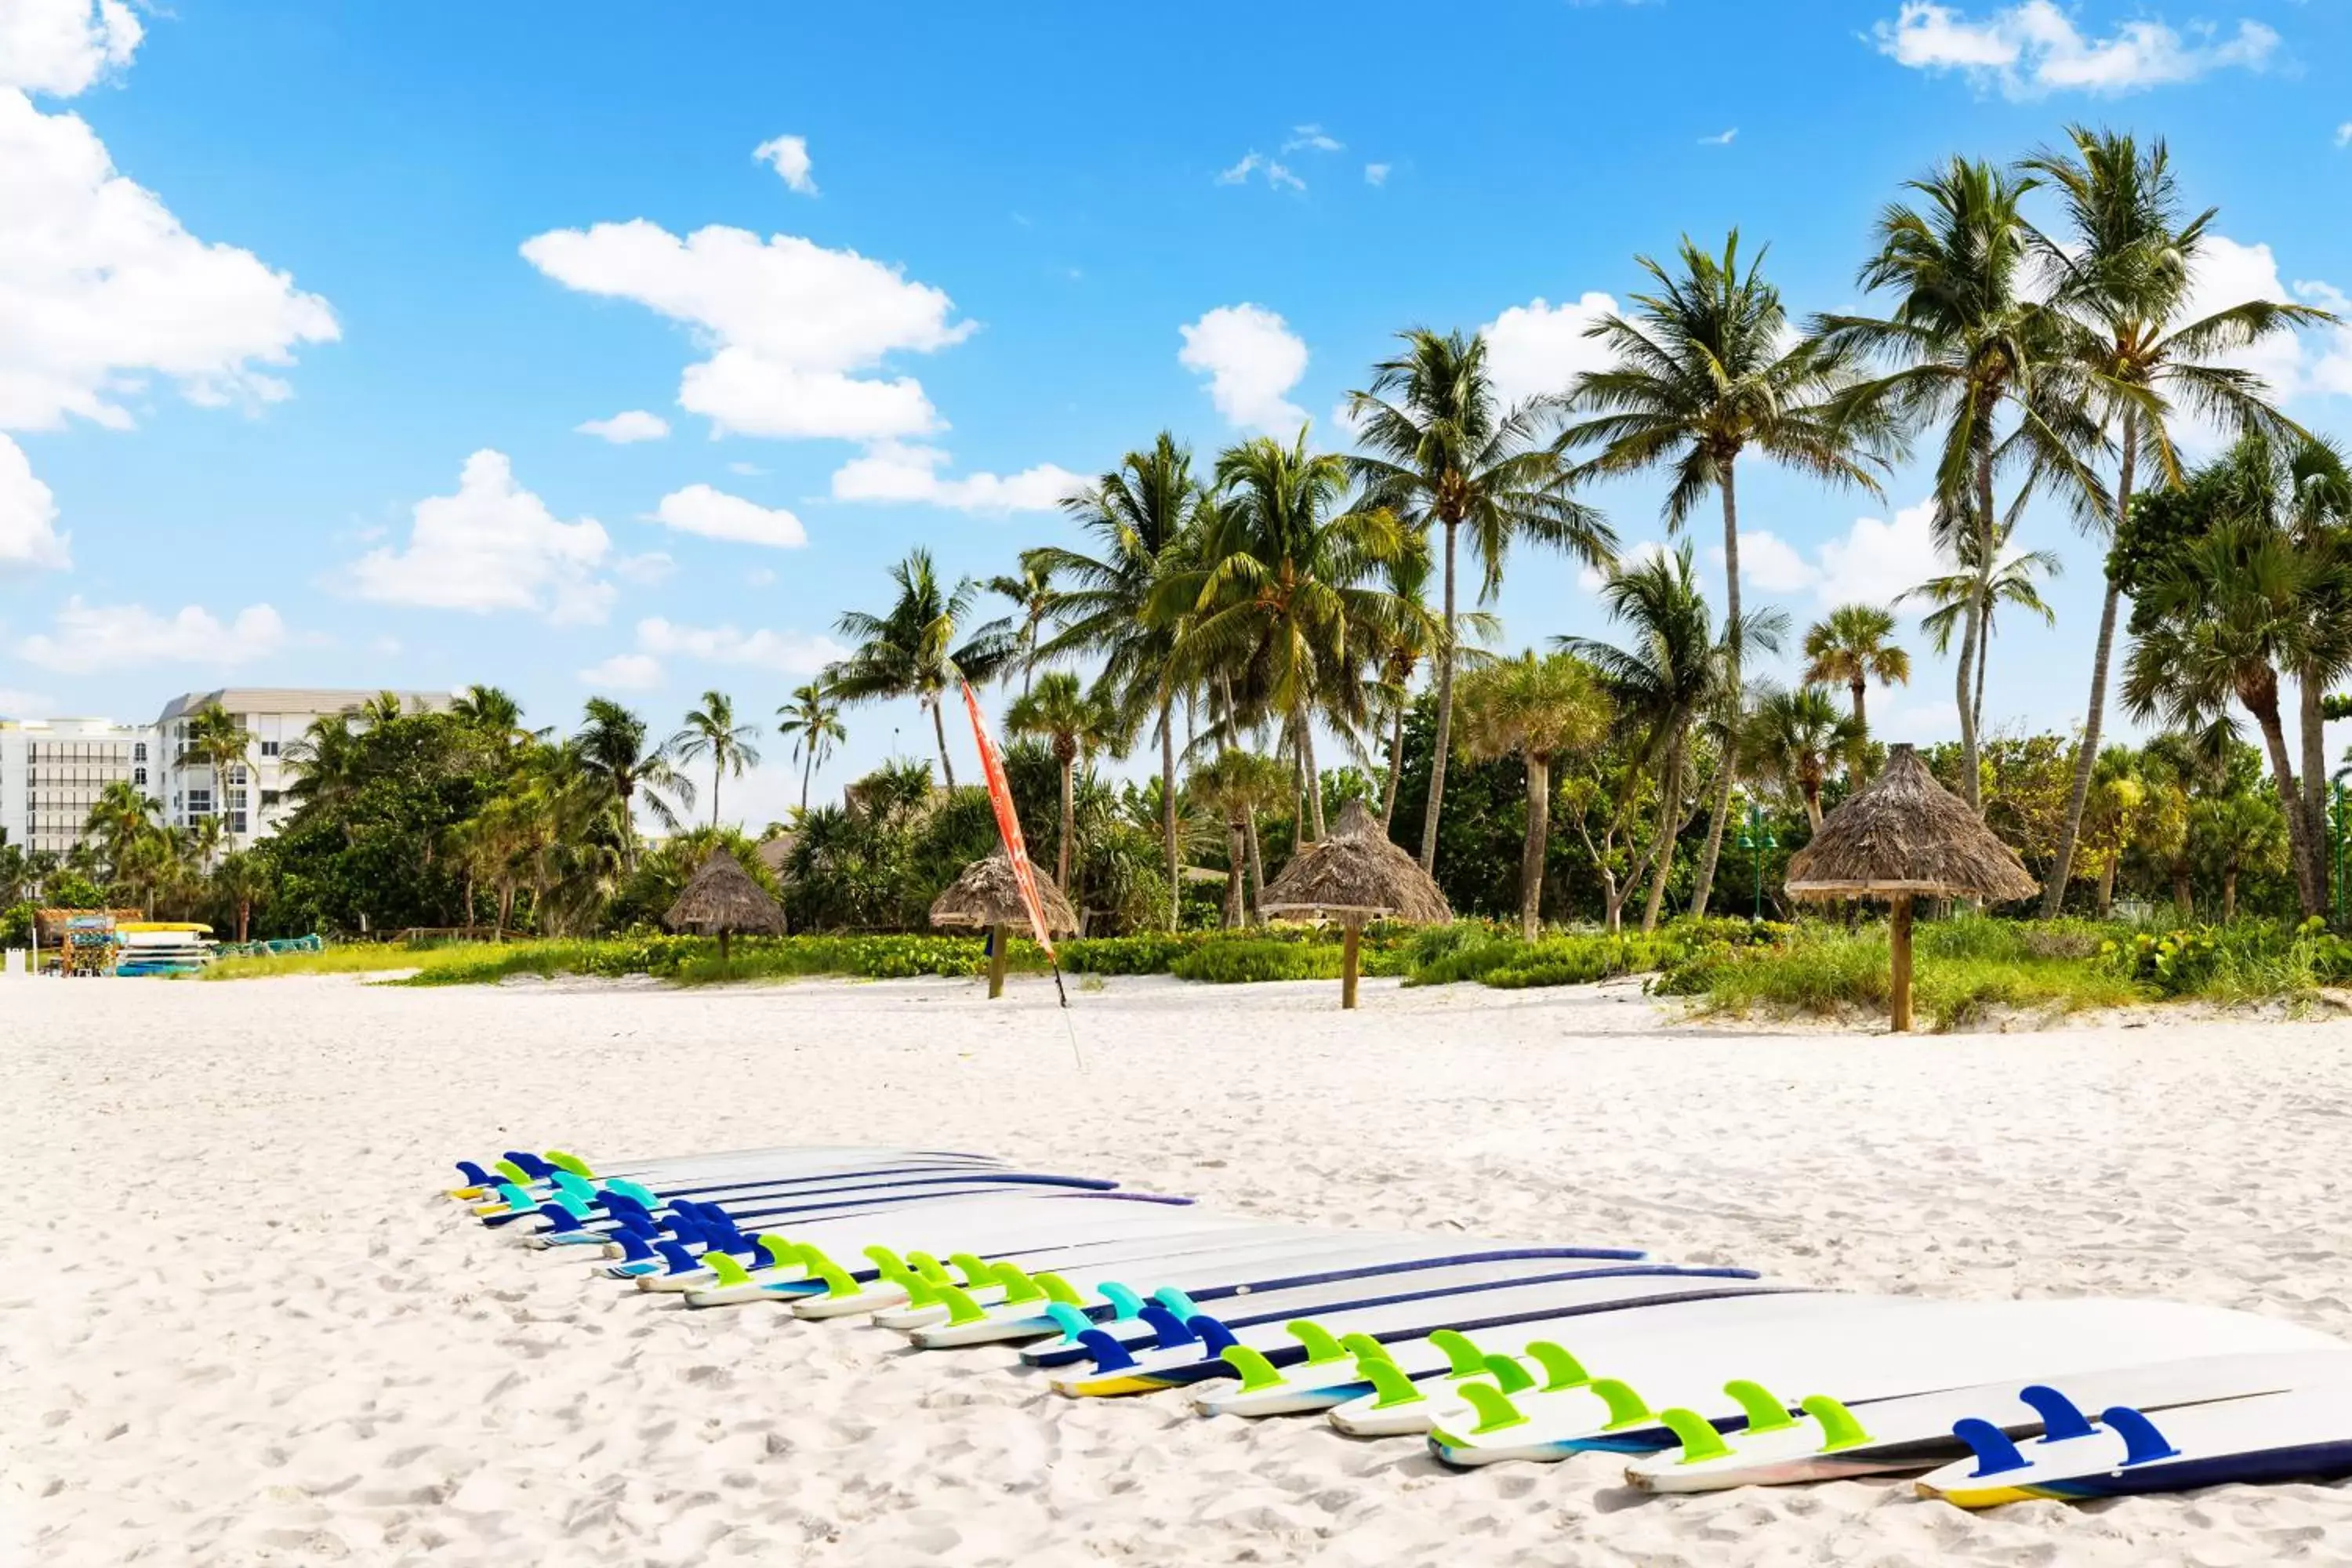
[604,1178,658,1209]
[1152,1287,1198,1321]
[1044,1303,1092,1344]
[1098,1283,1143,1319]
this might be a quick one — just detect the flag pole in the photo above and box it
[960,681,1086,1070]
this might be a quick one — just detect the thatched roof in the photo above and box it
[930,853,1080,935]
[663,851,787,935]
[754,833,797,880]
[1261,799,1453,924]
[1784,744,2038,902]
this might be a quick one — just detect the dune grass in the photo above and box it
[200,944,485,982]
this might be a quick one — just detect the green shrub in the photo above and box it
[1061,933,1207,975]
[1170,940,1343,983]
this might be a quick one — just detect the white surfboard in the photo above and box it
[1627,1348,2352,1492]
[457,1144,993,1197]
[519,1164,1105,1233]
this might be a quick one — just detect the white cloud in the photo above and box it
[2338,123,2352,151]
[829,441,1083,514]
[649,482,808,547]
[753,133,816,195]
[0,0,142,97]
[1697,128,1738,147]
[1363,162,1392,187]
[1283,124,1344,154]
[636,617,845,675]
[728,460,767,476]
[1479,291,1620,408]
[0,685,56,714]
[0,85,339,434]
[579,652,662,690]
[0,434,70,574]
[614,551,674,586]
[2161,235,2352,427]
[1814,499,1944,607]
[1579,538,1667,593]
[19,597,287,673]
[520,220,969,441]
[1872,2,2278,98]
[1711,529,1818,594]
[1178,304,1308,435]
[346,450,614,623]
[1878,697,1963,744]
[575,409,669,443]
[1215,151,1305,193]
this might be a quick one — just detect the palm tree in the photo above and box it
[1898,506,2060,740]
[1743,686,1864,830]
[178,702,257,858]
[1559,543,1734,931]
[1454,651,1611,938]
[1348,328,1614,873]
[82,779,158,879]
[1004,673,1125,889]
[1800,604,1910,769]
[775,681,848,813]
[983,562,1059,697]
[1561,232,1885,913]
[2078,746,2148,917]
[281,713,362,817]
[451,684,525,739]
[2027,128,2332,916]
[1186,747,1290,927]
[2190,790,2288,922]
[1167,430,1411,843]
[574,697,695,872]
[1816,160,2107,815]
[1027,433,1209,927]
[828,547,1009,789]
[675,690,762,829]
[211,849,270,942]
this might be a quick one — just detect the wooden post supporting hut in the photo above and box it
[1261,800,1452,1011]
[930,854,1080,999]
[1784,744,2038,1033]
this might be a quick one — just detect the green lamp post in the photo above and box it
[1735,797,1778,922]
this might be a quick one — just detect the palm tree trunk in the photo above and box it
[2096,851,2118,918]
[800,751,813,813]
[1243,808,1266,925]
[1519,753,1549,941]
[1687,464,1742,916]
[1418,518,1460,873]
[617,782,638,871]
[1972,608,1989,739]
[2299,672,2329,915]
[1223,818,1245,927]
[710,763,723,829]
[1300,710,1325,840]
[930,700,956,790]
[2172,866,2192,918]
[1640,740,1682,935]
[1955,456,1993,814]
[1056,758,1075,890]
[2249,690,2321,916]
[1381,696,1406,829]
[1160,699,1179,931]
[2223,864,2239,924]
[2047,423,2136,916]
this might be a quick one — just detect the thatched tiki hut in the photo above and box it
[1261,799,1452,1010]
[1784,743,2037,1032]
[663,850,786,962]
[930,854,1080,999]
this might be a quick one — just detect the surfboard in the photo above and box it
[499,1163,1096,1230]
[1916,1374,2352,1506]
[451,1145,997,1201]
[1049,1271,1798,1398]
[521,1173,1160,1247]
[1417,1298,2350,1465]
[1627,1348,2352,1492]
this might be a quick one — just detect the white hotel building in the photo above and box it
[2,688,452,855]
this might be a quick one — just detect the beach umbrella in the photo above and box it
[1784,742,2037,1032]
[1261,799,1453,1010]
[929,853,1080,999]
[662,850,786,963]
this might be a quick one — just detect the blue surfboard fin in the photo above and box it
[655,1240,702,1276]
[1137,1304,1198,1350]
[456,1160,494,1186]
[1954,1418,2029,1477]
[2018,1385,2096,1443]
[503,1151,554,1179]
[1192,1317,1238,1358]
[1076,1329,1137,1372]
[535,1201,582,1234]
[611,1231,655,1264]
[2099,1406,2180,1467]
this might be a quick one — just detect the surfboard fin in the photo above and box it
[1661,1407,1732,1465]
[759,1235,801,1272]
[993,1265,1044,1305]
[1722,1379,1798,1436]
[2099,1406,2180,1467]
[603,1178,658,1209]
[1953,1417,2029,1477]
[1044,1303,1092,1344]
[1457,1382,1528,1436]
[1098,1282,1143,1319]
[947,1251,992,1288]
[1483,1355,1534,1395]
[701,1250,753,1287]
[493,1159,532,1185]
[2018,1385,2096,1443]
[456,1160,495,1187]
[1801,1395,1873,1453]
[1592,1377,1651,1432]
[1221,1345,1284,1392]
[1152,1287,1198,1321]
[1428,1330,1486,1378]
[1338,1333,1393,1367]
[1287,1320,1346,1366]
[1137,1304,1198,1350]
[1525,1340,1589,1392]
[1363,1359,1422,1409]
[935,1283,989,1327]
[1034,1272,1083,1307]
[543,1149,593,1178]
[1077,1329,1136,1372]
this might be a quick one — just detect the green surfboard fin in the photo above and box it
[757,1235,800,1272]
[905,1251,952,1286]
[946,1252,992,1288]
[1363,1358,1423,1408]
[702,1250,753,1287]
[1592,1377,1652,1431]
[993,1264,1044,1305]
[1034,1272,1083,1307]
[1483,1354,1534,1395]
[933,1283,989,1327]
[493,1159,532,1185]
[1801,1394,1874,1452]
[806,1254,857,1297]
[1221,1345,1285,1392]
[1287,1320,1346,1366]
[1722,1379,1798,1436]
[1525,1341,1591,1393]
[543,1149,594,1178]
[1428,1330,1486,1377]
[1458,1382,1528,1436]
[1661,1407,1733,1465]
[1338,1333,1393,1367]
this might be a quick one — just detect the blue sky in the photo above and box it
[5,0,2351,826]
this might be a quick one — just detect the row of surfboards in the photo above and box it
[448,1142,2352,1507]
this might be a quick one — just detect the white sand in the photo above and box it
[5,971,2351,1566]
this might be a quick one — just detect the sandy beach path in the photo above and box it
[4,971,2350,1566]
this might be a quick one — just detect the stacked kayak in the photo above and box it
[114,921,215,976]
[448,1141,2352,1511]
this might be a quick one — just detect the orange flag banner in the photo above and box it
[960,680,1057,960]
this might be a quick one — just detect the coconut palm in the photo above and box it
[1004,672,1126,888]
[1898,506,2061,739]
[1186,747,1290,927]
[1027,433,1209,927]
[1454,651,1611,938]
[177,702,257,856]
[1348,328,1613,873]
[2078,746,2148,917]
[983,561,1059,697]
[1743,686,1863,831]
[1816,159,2108,814]
[211,849,270,942]
[2027,128,2332,914]
[675,689,762,829]
[775,681,848,814]
[82,779,158,879]
[451,684,526,739]
[574,697,695,872]
[1561,232,1886,913]
[1368,538,1494,829]
[1800,604,1910,762]
[828,547,1010,789]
